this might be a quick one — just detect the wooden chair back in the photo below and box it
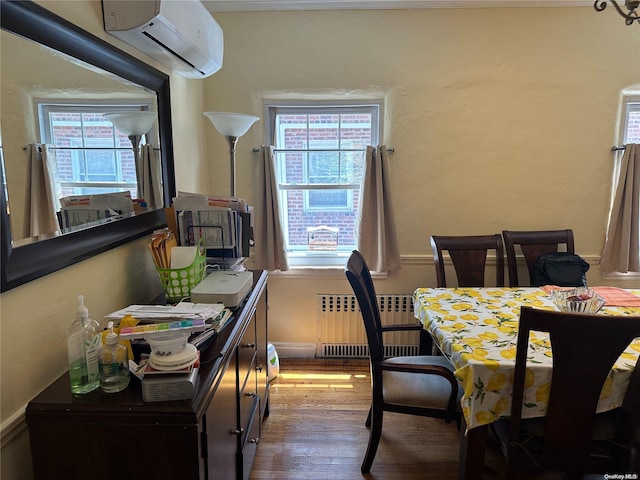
[346,250,463,474]
[430,234,504,288]
[502,229,574,287]
[508,306,640,475]
[345,250,385,363]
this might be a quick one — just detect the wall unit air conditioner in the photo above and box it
[102,0,223,79]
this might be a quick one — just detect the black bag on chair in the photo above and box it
[532,252,590,287]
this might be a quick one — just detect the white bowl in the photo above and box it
[550,287,605,314]
[147,332,189,357]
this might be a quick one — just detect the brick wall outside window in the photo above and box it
[43,108,142,198]
[627,109,640,143]
[271,107,378,251]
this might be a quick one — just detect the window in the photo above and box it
[602,93,640,275]
[265,102,381,267]
[622,98,640,144]
[622,97,640,269]
[38,103,153,199]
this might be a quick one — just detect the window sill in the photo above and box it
[286,251,351,268]
[268,266,388,279]
[600,271,640,280]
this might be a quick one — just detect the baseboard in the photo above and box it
[269,342,316,359]
[1,409,27,449]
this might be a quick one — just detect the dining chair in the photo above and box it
[502,229,574,287]
[491,306,640,479]
[345,250,462,474]
[430,234,504,288]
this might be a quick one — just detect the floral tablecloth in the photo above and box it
[413,287,640,431]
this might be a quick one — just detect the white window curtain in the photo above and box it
[255,145,289,271]
[600,143,640,273]
[139,144,163,209]
[28,143,61,236]
[356,145,400,273]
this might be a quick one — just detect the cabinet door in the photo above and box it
[237,311,260,480]
[238,392,260,480]
[204,361,237,480]
[28,420,201,480]
[237,315,257,398]
[255,287,269,419]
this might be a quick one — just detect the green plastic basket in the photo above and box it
[156,239,206,303]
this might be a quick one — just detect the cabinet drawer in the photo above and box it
[239,371,258,431]
[237,346,256,393]
[239,397,260,480]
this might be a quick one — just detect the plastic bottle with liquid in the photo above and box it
[98,321,130,393]
[67,295,101,394]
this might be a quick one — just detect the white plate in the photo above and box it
[149,343,198,369]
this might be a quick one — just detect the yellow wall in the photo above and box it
[203,7,640,350]
[1,2,639,478]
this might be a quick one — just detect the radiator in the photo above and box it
[317,294,420,358]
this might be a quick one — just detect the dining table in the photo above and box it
[412,285,640,480]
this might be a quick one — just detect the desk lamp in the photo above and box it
[203,112,259,197]
[103,112,157,199]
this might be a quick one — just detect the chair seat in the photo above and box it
[382,356,463,410]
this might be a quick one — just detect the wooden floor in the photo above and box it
[249,359,507,480]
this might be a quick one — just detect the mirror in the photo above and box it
[2,29,161,241]
[1,0,176,291]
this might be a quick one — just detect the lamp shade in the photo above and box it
[103,112,157,137]
[203,112,259,137]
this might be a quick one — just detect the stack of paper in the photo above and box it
[60,191,134,229]
[106,302,226,323]
[175,192,248,212]
[108,302,233,353]
[171,192,252,259]
[207,256,247,272]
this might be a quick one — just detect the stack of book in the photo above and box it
[189,308,233,349]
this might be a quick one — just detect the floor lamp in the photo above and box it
[203,112,259,197]
[103,112,157,200]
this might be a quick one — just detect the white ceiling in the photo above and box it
[204,0,595,12]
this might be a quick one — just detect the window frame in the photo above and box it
[304,149,354,213]
[37,101,155,198]
[620,97,640,145]
[264,100,382,268]
[602,92,640,278]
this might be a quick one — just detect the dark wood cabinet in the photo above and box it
[25,270,269,480]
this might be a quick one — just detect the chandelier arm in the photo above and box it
[594,0,640,23]
[594,0,608,11]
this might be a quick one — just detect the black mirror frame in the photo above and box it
[0,0,176,292]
